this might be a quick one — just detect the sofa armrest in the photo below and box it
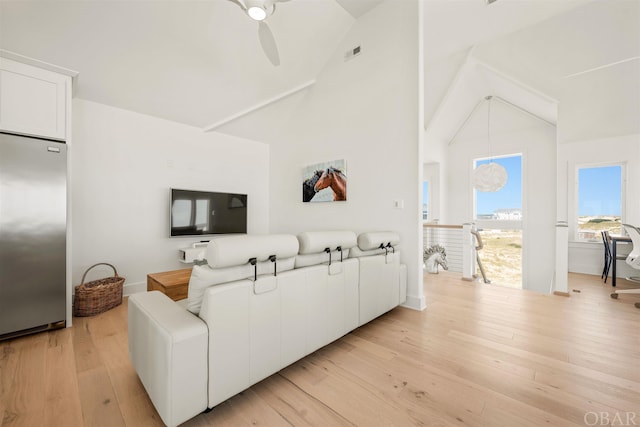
[128,291,208,427]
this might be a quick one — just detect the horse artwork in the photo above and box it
[302,170,323,202]
[314,167,347,201]
[301,159,347,203]
[424,244,448,274]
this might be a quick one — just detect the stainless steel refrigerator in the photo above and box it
[0,132,67,339]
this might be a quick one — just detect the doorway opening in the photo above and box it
[474,154,523,289]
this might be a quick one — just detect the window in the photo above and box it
[474,154,522,222]
[576,164,624,241]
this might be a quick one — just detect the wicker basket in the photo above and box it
[73,263,124,317]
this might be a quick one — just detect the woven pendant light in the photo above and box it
[473,96,507,192]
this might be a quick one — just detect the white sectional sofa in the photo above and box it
[128,231,407,427]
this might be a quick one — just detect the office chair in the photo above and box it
[610,224,640,308]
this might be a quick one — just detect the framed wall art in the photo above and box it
[302,159,347,203]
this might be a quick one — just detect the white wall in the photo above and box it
[423,133,449,223]
[423,162,440,222]
[558,133,640,277]
[445,102,557,293]
[268,0,424,309]
[71,99,269,293]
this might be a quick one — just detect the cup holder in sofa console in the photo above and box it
[128,231,406,427]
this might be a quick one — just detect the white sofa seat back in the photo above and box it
[187,234,298,314]
[351,231,404,325]
[286,231,359,355]
[198,234,298,408]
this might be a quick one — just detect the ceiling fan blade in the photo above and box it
[268,0,291,6]
[264,0,290,9]
[258,21,280,66]
[227,0,247,10]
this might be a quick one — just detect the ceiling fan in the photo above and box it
[227,0,291,66]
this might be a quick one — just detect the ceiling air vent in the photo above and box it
[344,45,362,62]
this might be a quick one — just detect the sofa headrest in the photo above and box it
[206,234,299,269]
[297,231,357,255]
[357,231,400,251]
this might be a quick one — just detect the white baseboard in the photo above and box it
[124,280,146,297]
[402,294,426,311]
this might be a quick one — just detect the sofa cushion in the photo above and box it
[297,231,357,254]
[206,234,299,268]
[356,231,400,251]
[295,231,356,269]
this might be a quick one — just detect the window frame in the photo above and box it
[574,161,626,242]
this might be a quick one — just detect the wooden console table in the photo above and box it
[147,268,192,301]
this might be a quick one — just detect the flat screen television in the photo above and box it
[170,188,247,237]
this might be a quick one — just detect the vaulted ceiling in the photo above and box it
[0,0,369,128]
[1,0,637,142]
[424,0,640,147]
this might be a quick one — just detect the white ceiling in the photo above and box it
[425,56,558,145]
[0,0,363,128]
[471,0,640,99]
[422,0,594,63]
[336,0,385,18]
[1,0,637,140]
[424,0,640,146]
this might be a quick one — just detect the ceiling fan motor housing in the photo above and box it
[245,0,275,20]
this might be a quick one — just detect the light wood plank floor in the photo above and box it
[1,272,639,426]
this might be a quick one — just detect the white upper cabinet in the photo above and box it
[0,57,71,140]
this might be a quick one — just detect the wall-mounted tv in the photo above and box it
[170,188,247,237]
